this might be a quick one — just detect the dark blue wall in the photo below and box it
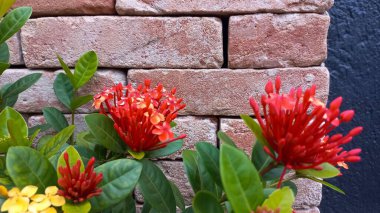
[321,0,380,212]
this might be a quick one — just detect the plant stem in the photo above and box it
[260,162,277,176]
[70,110,75,145]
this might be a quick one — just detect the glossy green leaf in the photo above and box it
[240,115,270,148]
[302,175,345,194]
[0,0,15,18]
[28,128,40,144]
[145,138,183,158]
[263,166,285,181]
[0,106,28,138]
[220,144,264,213]
[252,140,272,172]
[56,54,74,83]
[39,125,75,158]
[195,142,222,187]
[197,154,223,198]
[169,181,185,211]
[262,187,295,213]
[0,84,17,109]
[282,181,298,197]
[297,163,340,179]
[2,73,41,99]
[0,62,10,75]
[0,42,9,62]
[57,146,84,178]
[73,51,98,89]
[7,119,29,146]
[28,123,51,137]
[62,201,91,213]
[138,159,176,213]
[90,159,142,212]
[36,135,53,151]
[85,114,125,153]
[48,143,69,170]
[102,194,136,213]
[217,131,237,148]
[70,95,92,111]
[182,150,201,193]
[0,7,32,44]
[6,147,57,192]
[141,202,152,213]
[193,191,223,213]
[53,73,73,109]
[42,107,69,132]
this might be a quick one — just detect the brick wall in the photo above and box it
[4,1,334,212]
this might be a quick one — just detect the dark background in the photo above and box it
[321,0,380,212]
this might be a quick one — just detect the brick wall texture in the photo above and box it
[3,1,334,212]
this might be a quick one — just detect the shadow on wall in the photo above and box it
[322,0,380,212]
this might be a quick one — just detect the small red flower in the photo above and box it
[58,152,103,203]
[250,77,362,186]
[93,80,186,153]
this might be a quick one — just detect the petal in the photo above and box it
[6,197,29,213]
[49,195,65,207]
[8,188,21,197]
[0,185,8,197]
[45,186,58,196]
[30,198,51,211]
[41,207,57,213]
[21,186,38,198]
[1,198,13,211]
[31,194,47,202]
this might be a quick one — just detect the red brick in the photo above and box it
[13,0,116,16]
[7,33,24,65]
[21,17,223,69]
[229,14,330,69]
[0,69,126,113]
[128,67,329,116]
[116,0,333,15]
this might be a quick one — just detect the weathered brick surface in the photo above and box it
[295,207,320,213]
[135,161,193,206]
[128,67,329,116]
[7,33,24,65]
[220,118,256,155]
[0,69,126,113]
[293,178,322,208]
[13,0,116,16]
[21,17,223,69]
[116,0,334,15]
[166,116,217,160]
[229,14,330,69]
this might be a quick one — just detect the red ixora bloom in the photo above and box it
[250,76,362,186]
[58,152,103,203]
[93,80,186,153]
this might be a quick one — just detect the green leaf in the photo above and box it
[42,107,69,132]
[57,146,84,178]
[182,150,201,193]
[302,175,345,194]
[169,181,185,211]
[195,142,222,187]
[90,159,142,212]
[53,73,73,109]
[70,95,92,111]
[282,181,298,197]
[39,125,75,158]
[0,42,10,62]
[73,51,98,89]
[138,159,176,213]
[102,194,136,213]
[0,0,15,18]
[193,191,223,213]
[62,201,91,213]
[2,73,41,99]
[240,115,270,148]
[56,54,74,83]
[262,187,295,213]
[183,207,194,213]
[263,166,285,181]
[0,106,28,138]
[252,140,272,172]
[28,123,51,137]
[141,202,152,213]
[0,7,32,44]
[85,114,125,153]
[0,62,10,75]
[145,138,183,158]
[6,147,57,192]
[28,128,40,144]
[7,119,30,146]
[297,163,340,179]
[197,156,223,198]
[220,144,264,213]
[217,131,237,148]
[36,135,53,151]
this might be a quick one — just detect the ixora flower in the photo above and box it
[57,152,103,203]
[0,185,65,213]
[250,76,363,185]
[93,80,186,156]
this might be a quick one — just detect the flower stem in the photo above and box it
[277,166,288,188]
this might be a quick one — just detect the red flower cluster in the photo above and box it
[250,76,362,173]
[93,80,186,153]
[58,152,103,203]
